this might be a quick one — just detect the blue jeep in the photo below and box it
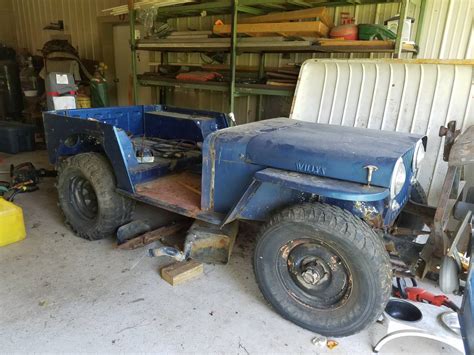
[43,103,426,337]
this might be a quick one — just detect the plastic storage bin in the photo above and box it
[0,198,26,247]
[0,120,35,154]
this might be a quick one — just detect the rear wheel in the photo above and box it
[254,203,391,337]
[57,153,135,240]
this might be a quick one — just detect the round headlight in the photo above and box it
[412,140,425,171]
[391,157,406,198]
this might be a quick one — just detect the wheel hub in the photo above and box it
[69,175,98,221]
[301,261,326,285]
[281,239,351,309]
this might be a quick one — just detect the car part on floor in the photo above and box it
[117,220,190,250]
[116,220,151,245]
[417,123,474,279]
[147,220,238,265]
[183,220,238,264]
[374,298,464,353]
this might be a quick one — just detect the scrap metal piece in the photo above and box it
[149,246,186,262]
[439,121,460,162]
[117,220,151,245]
[448,125,474,167]
[184,220,239,264]
[117,221,190,250]
[311,336,328,348]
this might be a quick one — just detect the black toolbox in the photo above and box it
[0,121,36,154]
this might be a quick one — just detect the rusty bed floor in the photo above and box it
[134,171,202,215]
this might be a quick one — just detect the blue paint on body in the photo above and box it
[44,105,423,228]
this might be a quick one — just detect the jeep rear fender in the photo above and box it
[222,168,389,226]
[43,112,136,191]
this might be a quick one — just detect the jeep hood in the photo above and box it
[245,118,423,188]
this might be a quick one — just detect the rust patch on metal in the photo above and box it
[354,201,383,228]
[135,171,202,217]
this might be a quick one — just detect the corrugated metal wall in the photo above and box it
[0,0,17,48]
[417,0,473,59]
[290,59,473,204]
[11,0,126,60]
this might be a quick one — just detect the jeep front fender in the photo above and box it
[222,168,389,226]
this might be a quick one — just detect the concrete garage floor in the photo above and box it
[0,150,461,354]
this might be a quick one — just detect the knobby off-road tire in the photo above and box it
[254,203,392,337]
[57,153,134,240]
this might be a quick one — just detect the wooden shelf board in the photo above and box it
[138,76,295,96]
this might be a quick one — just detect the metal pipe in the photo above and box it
[394,0,409,58]
[129,0,138,105]
[229,0,238,115]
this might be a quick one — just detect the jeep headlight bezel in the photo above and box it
[390,157,406,199]
[412,140,425,172]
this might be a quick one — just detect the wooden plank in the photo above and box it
[161,260,203,286]
[317,39,394,47]
[137,40,313,49]
[213,21,329,38]
[267,80,296,87]
[266,71,298,79]
[140,36,291,44]
[166,34,210,39]
[117,221,190,250]
[239,7,333,28]
[168,30,212,36]
[201,64,297,72]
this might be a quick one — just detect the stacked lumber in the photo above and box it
[212,7,332,38]
[213,21,329,38]
[240,7,333,28]
[266,68,299,87]
[102,0,195,16]
[315,38,417,52]
[137,35,315,50]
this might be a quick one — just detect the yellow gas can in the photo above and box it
[0,198,26,247]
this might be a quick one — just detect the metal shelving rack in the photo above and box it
[127,0,411,117]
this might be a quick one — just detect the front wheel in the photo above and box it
[254,203,391,337]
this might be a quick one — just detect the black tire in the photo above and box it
[254,203,391,337]
[57,153,135,240]
[397,181,428,231]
